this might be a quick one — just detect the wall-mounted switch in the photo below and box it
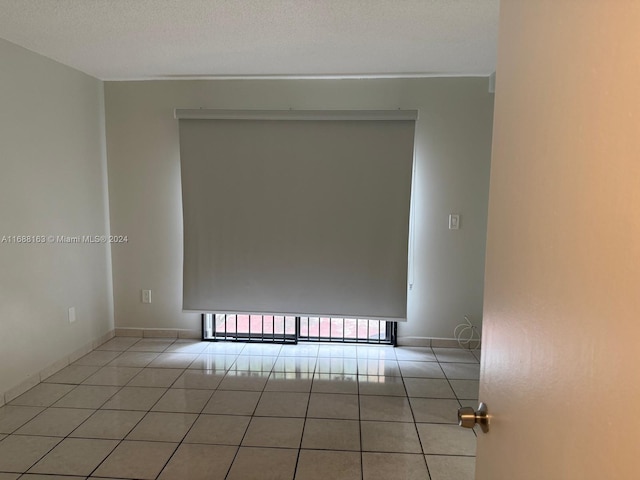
[68,306,76,323]
[449,214,460,230]
[142,289,152,304]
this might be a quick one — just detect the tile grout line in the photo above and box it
[1,339,479,479]
[436,354,481,446]
[397,346,433,480]
[291,347,319,480]
[100,338,209,478]
[35,336,159,478]
[223,342,280,480]
[148,344,212,480]
[357,349,365,480]
[85,336,172,480]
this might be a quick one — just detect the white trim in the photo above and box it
[107,73,493,82]
[115,327,201,339]
[2,329,115,404]
[397,336,481,349]
[488,71,496,93]
[174,108,418,121]
[187,310,406,323]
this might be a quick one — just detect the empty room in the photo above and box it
[1,1,639,479]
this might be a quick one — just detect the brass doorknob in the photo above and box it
[458,402,489,433]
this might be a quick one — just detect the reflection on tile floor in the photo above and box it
[0,338,480,479]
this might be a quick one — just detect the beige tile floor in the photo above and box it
[0,338,480,480]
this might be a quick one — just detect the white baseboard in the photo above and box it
[115,327,201,339]
[2,329,115,405]
[117,330,479,348]
[0,329,481,407]
[397,336,480,349]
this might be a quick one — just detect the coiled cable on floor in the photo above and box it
[454,315,480,351]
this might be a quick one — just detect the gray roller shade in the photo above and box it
[177,109,416,321]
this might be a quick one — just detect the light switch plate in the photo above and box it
[142,289,152,304]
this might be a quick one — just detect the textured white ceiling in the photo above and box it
[0,0,499,80]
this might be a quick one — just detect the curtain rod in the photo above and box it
[174,109,418,121]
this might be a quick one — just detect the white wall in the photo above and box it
[104,78,493,341]
[0,39,114,396]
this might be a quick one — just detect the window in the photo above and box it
[178,109,417,325]
[203,314,396,345]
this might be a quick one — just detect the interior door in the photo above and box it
[476,1,640,479]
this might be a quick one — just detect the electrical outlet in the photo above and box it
[142,289,152,304]
[68,306,76,323]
